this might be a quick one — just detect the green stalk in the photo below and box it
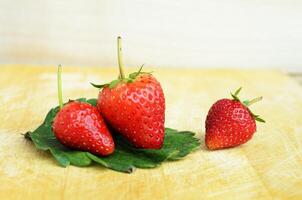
[245,96,263,107]
[117,36,125,79]
[57,64,63,109]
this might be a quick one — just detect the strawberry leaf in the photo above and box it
[129,64,145,79]
[25,98,200,173]
[231,87,242,101]
[90,82,109,89]
[251,112,266,123]
[254,117,266,123]
[91,65,154,90]
[234,87,242,96]
[109,79,121,89]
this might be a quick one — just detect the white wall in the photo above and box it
[0,0,301,71]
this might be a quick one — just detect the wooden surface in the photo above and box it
[0,66,302,200]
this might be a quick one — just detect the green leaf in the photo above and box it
[138,128,200,161]
[129,64,145,79]
[90,82,109,89]
[91,65,154,91]
[253,114,266,123]
[26,98,200,173]
[234,87,242,96]
[123,78,134,83]
[109,79,121,89]
[231,93,239,101]
[86,98,97,106]
[250,110,266,123]
[231,87,242,101]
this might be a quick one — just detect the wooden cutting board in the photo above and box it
[0,66,301,200]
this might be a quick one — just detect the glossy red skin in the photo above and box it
[205,99,256,150]
[52,101,115,156]
[97,74,165,149]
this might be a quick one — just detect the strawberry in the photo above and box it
[92,37,165,149]
[205,88,265,150]
[97,74,165,149]
[52,65,115,156]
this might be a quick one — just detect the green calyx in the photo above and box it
[231,87,266,123]
[91,36,153,90]
[91,65,152,89]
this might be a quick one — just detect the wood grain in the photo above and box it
[0,65,301,200]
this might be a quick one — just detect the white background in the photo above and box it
[0,0,301,71]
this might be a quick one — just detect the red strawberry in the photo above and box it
[205,88,265,150]
[92,37,165,149]
[52,65,114,156]
[53,101,115,156]
[97,74,165,149]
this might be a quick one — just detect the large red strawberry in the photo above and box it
[52,65,115,156]
[92,37,165,149]
[205,88,265,150]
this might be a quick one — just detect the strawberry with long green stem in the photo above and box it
[92,37,166,149]
[52,65,115,156]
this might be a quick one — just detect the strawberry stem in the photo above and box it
[117,36,125,80]
[245,96,263,107]
[57,64,63,109]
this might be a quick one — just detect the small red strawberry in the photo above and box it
[205,88,265,150]
[92,37,165,149]
[52,65,115,156]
